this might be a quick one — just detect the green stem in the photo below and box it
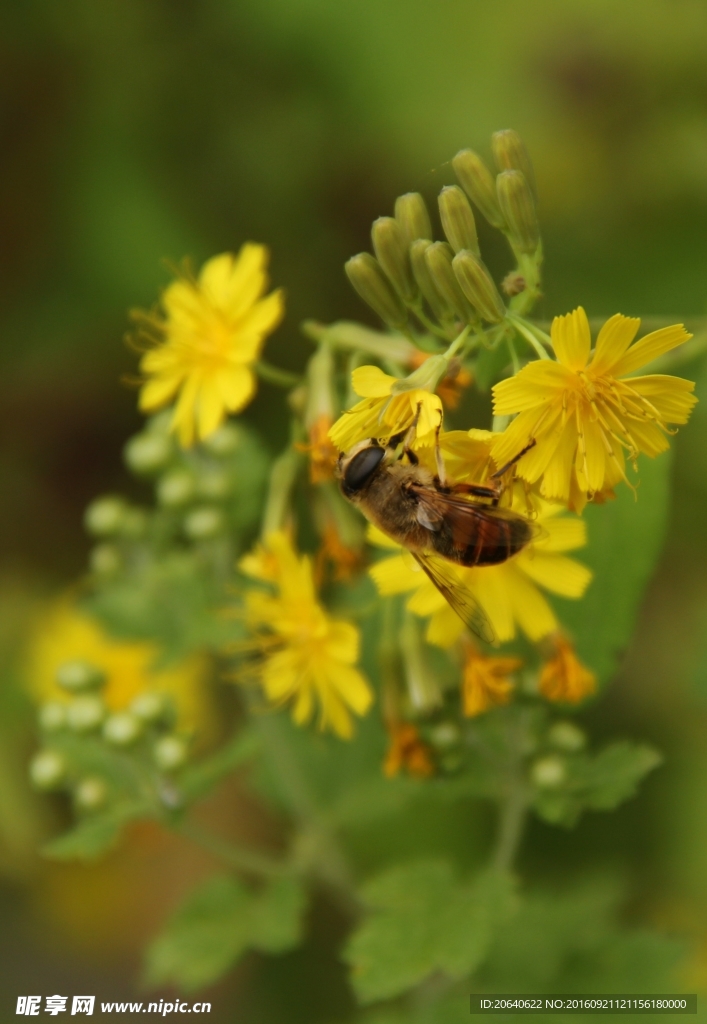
[506,313,551,361]
[254,713,359,912]
[261,431,305,538]
[178,819,288,878]
[492,782,528,872]
[255,361,303,388]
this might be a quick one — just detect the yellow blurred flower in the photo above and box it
[367,490,592,646]
[462,650,521,717]
[299,413,339,483]
[26,598,211,729]
[239,532,373,739]
[539,634,595,703]
[329,364,443,452]
[136,245,284,447]
[492,308,696,511]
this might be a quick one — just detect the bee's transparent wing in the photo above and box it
[412,551,496,646]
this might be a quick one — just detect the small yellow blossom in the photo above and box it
[408,351,473,410]
[539,634,596,703]
[462,650,521,717]
[329,365,443,452]
[367,488,592,646]
[492,308,696,511]
[315,521,364,583]
[136,245,284,447]
[27,598,211,730]
[299,413,339,483]
[383,721,435,778]
[239,532,372,739]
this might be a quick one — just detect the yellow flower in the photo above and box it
[26,598,211,730]
[298,413,339,484]
[539,634,595,703]
[462,650,521,717]
[383,721,435,778]
[367,490,592,646]
[492,308,696,511]
[136,245,284,447]
[239,532,373,739]
[328,365,443,452]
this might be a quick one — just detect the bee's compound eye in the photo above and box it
[342,445,385,494]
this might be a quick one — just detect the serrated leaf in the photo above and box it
[144,873,307,992]
[43,801,151,860]
[533,741,662,828]
[343,861,515,1004]
[558,452,671,685]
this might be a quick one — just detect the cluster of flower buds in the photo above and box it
[85,413,266,578]
[344,129,540,339]
[530,718,587,790]
[29,658,190,812]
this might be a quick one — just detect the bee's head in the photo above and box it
[337,440,386,498]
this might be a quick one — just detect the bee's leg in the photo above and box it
[433,420,447,488]
[400,402,422,465]
[491,439,537,483]
[449,481,501,504]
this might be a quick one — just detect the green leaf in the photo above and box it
[144,874,307,992]
[558,451,672,685]
[82,552,240,664]
[343,861,515,1004]
[480,878,683,995]
[43,801,151,861]
[533,741,662,828]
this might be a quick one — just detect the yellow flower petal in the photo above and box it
[139,374,183,411]
[505,566,558,641]
[492,360,572,414]
[551,307,591,371]
[538,516,587,553]
[352,365,397,398]
[589,313,640,376]
[611,324,691,377]
[627,375,697,424]
[369,555,418,596]
[515,550,592,598]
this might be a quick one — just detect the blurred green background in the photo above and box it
[3,0,707,1019]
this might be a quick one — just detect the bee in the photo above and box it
[336,424,537,644]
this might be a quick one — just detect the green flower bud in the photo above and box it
[74,776,108,812]
[103,712,141,746]
[491,129,537,201]
[183,505,225,540]
[424,242,475,322]
[496,170,540,254]
[344,253,408,330]
[30,749,66,790]
[371,217,416,301]
[66,695,105,733]
[120,507,149,539]
[56,661,106,693]
[124,432,173,475]
[410,240,450,322]
[197,469,232,500]
[438,185,479,255]
[131,691,166,723]
[452,250,506,323]
[157,469,196,507]
[90,543,122,576]
[394,192,432,249]
[547,720,586,753]
[39,701,67,732]
[428,722,461,750]
[153,735,188,772]
[452,149,505,229]
[146,410,173,435]
[201,423,242,456]
[531,754,566,789]
[84,496,126,537]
